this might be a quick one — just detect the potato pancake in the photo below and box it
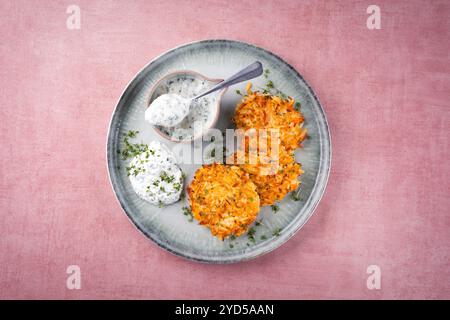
[233,84,307,151]
[230,140,303,206]
[187,163,260,240]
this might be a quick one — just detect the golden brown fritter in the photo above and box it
[232,84,306,205]
[233,85,307,151]
[187,163,260,240]
[230,141,303,206]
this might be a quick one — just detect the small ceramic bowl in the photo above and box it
[146,70,227,142]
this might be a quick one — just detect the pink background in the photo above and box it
[1,0,449,299]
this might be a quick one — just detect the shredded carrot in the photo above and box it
[187,163,260,240]
[231,85,306,205]
[229,134,303,206]
[188,85,307,238]
[234,86,307,151]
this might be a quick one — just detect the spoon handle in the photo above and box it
[194,61,263,100]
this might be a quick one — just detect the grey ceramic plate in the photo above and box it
[107,39,331,263]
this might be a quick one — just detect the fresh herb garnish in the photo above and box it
[291,191,301,201]
[247,227,256,244]
[173,183,181,191]
[119,131,148,161]
[160,171,175,183]
[272,228,282,237]
[125,165,133,176]
[125,164,145,177]
[271,204,280,213]
[182,206,194,222]
[126,130,139,138]
[259,69,288,99]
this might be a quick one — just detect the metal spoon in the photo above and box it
[146,61,263,127]
[192,61,263,100]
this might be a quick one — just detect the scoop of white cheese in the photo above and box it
[128,141,183,206]
[145,94,191,127]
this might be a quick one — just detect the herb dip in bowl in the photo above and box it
[146,71,226,142]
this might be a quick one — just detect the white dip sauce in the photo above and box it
[145,77,218,141]
[145,94,190,127]
[128,141,183,206]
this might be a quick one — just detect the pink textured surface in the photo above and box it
[1,0,449,300]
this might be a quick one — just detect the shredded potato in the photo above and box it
[187,163,260,240]
[233,84,307,151]
[188,84,307,238]
[230,135,303,206]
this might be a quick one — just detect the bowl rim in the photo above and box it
[145,70,227,143]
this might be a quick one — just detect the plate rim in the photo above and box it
[106,39,332,264]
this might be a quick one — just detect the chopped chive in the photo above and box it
[272,228,282,237]
[291,191,301,201]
